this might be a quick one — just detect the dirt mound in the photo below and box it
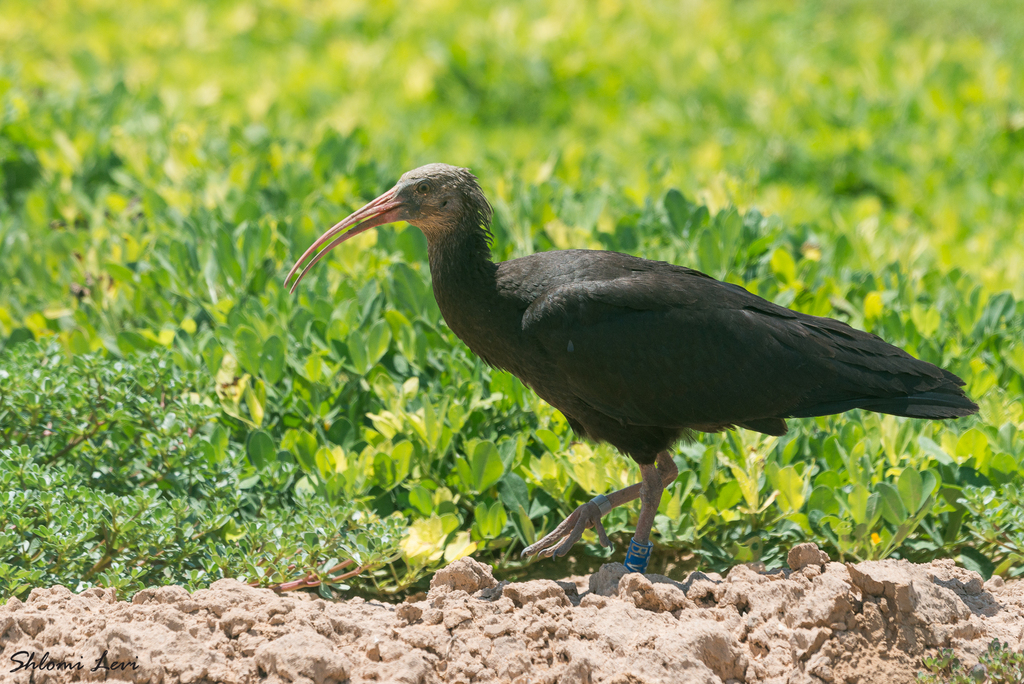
[2,546,1022,683]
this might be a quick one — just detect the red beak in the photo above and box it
[285,186,404,293]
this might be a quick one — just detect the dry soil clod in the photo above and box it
[1,544,1021,684]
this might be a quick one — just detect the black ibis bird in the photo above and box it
[287,163,977,573]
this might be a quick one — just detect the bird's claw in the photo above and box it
[521,500,611,559]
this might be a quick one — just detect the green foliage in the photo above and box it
[918,640,1024,684]
[959,486,1024,578]
[0,343,402,599]
[1,0,1023,596]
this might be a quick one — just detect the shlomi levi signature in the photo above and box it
[9,649,139,673]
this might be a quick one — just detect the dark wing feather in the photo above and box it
[520,267,975,434]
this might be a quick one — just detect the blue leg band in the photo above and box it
[623,537,654,573]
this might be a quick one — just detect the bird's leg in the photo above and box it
[622,458,673,573]
[521,451,678,561]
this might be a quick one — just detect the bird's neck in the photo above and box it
[426,224,512,360]
[427,225,498,303]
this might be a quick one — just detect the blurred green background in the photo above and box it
[1,0,1023,599]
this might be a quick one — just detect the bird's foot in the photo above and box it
[521,495,612,559]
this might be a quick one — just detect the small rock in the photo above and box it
[443,607,473,630]
[656,619,748,681]
[502,580,570,608]
[80,587,117,603]
[807,653,835,682]
[927,559,985,596]
[254,631,349,684]
[802,564,821,579]
[619,573,694,612]
[378,639,406,662]
[133,585,192,606]
[392,651,433,683]
[396,603,423,624]
[785,573,857,630]
[431,588,470,608]
[619,574,662,611]
[429,557,499,597]
[27,587,54,604]
[898,579,971,625]
[483,620,511,638]
[847,559,905,597]
[984,575,1005,591]
[726,564,768,583]
[686,578,720,605]
[556,580,579,602]
[790,626,832,661]
[17,614,46,637]
[848,559,971,626]
[589,563,628,597]
[788,543,830,571]
[220,607,256,638]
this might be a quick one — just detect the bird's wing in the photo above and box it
[520,269,970,431]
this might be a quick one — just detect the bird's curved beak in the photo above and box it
[286,186,405,292]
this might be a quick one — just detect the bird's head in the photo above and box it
[286,163,491,292]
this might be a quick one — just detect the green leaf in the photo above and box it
[992,553,1024,578]
[244,377,265,427]
[457,440,504,493]
[697,447,716,491]
[715,480,743,511]
[347,319,392,375]
[698,228,725,277]
[260,335,285,384]
[535,429,560,453]
[246,430,275,470]
[691,494,714,529]
[105,262,137,284]
[315,446,338,480]
[282,429,318,474]
[408,485,434,516]
[770,247,797,285]
[897,468,925,515]
[767,464,806,514]
[663,189,693,233]
[514,505,536,547]
[116,331,157,354]
[807,485,839,517]
[988,452,1019,477]
[956,428,989,463]
[918,436,953,466]
[876,482,908,525]
[374,440,413,490]
[439,513,460,536]
[234,326,262,376]
[498,473,530,515]
[304,353,323,383]
[474,501,507,539]
[364,319,392,370]
[388,262,432,316]
[203,338,224,375]
[847,484,880,527]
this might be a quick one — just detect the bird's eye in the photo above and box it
[417,182,430,194]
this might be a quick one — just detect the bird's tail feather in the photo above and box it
[787,389,978,420]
